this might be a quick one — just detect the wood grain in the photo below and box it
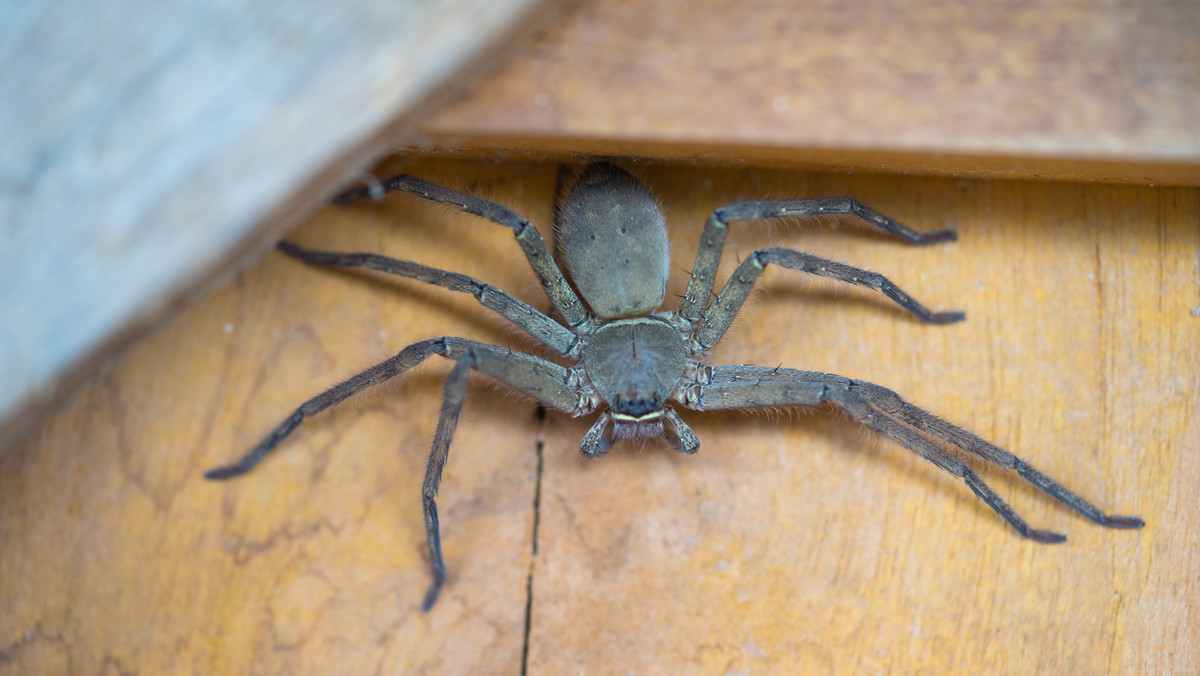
[423,0,1200,185]
[8,0,1197,469]
[1,158,1195,673]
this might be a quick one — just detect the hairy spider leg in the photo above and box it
[276,242,576,354]
[421,353,472,611]
[205,337,579,609]
[335,174,587,326]
[695,247,964,349]
[692,365,1144,541]
[679,196,956,322]
[889,399,1145,529]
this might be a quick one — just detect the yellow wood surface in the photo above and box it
[1,158,1195,673]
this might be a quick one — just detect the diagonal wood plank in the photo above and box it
[0,0,564,455]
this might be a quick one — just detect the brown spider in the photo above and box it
[206,162,1144,610]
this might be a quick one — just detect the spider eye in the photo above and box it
[612,394,661,419]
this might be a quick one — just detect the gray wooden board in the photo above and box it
[0,0,559,453]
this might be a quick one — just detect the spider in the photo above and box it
[206,162,1144,610]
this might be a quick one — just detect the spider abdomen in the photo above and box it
[558,163,670,319]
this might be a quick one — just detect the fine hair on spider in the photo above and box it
[206,161,1144,611]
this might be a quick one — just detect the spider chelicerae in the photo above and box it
[207,162,1144,610]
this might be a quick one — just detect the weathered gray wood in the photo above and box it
[0,0,561,453]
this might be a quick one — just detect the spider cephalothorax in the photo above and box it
[207,162,1143,610]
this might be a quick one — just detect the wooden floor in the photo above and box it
[1,158,1195,674]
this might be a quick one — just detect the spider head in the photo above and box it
[583,316,686,431]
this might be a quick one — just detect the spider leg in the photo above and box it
[276,242,576,354]
[679,196,955,322]
[695,248,964,348]
[205,337,580,609]
[421,352,472,611]
[334,173,587,326]
[205,337,575,479]
[691,365,1144,540]
[888,397,1145,529]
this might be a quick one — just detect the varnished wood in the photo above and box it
[424,0,1200,185]
[1,159,1193,673]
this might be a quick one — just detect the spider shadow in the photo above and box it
[754,281,959,325]
[679,405,966,505]
[281,254,554,354]
[674,404,1089,535]
[703,204,957,252]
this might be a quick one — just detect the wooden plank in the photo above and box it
[0,0,563,455]
[1,158,1194,673]
[423,0,1200,185]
